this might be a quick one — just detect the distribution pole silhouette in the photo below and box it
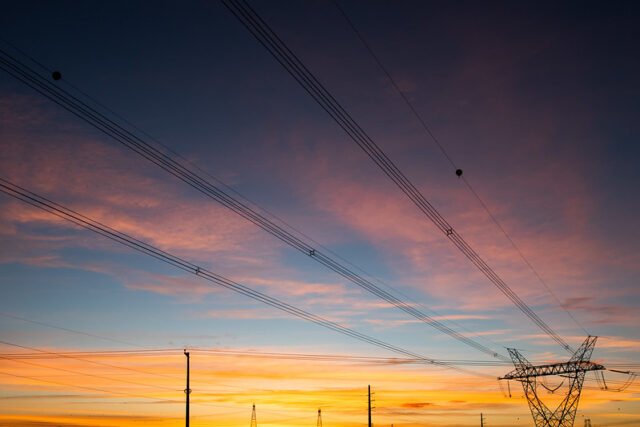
[317,409,322,427]
[184,350,191,427]
[368,385,372,427]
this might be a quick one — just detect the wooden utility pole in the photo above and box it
[368,385,372,427]
[185,350,191,427]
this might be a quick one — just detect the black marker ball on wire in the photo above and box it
[455,169,463,177]
[51,71,62,81]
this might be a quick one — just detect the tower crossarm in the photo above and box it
[502,337,602,426]
[501,361,605,380]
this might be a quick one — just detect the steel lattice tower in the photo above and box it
[250,404,257,427]
[501,336,605,427]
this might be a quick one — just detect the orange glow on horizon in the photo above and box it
[2,346,634,427]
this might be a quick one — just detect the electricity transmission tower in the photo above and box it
[500,336,605,427]
[250,404,257,427]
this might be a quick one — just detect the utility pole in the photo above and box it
[317,408,322,427]
[368,385,372,427]
[184,349,191,427]
[480,413,485,426]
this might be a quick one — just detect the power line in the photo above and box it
[192,348,507,366]
[0,177,493,379]
[0,370,185,403]
[0,312,145,348]
[0,45,507,361]
[0,369,243,410]
[330,0,589,337]
[0,353,182,393]
[0,340,186,383]
[0,36,502,356]
[0,349,181,359]
[220,0,573,353]
[4,346,636,371]
[0,346,508,366]
[0,341,287,409]
[16,313,608,385]
[0,315,245,390]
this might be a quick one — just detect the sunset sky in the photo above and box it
[1,1,639,426]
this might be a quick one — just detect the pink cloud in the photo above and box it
[237,276,353,298]
[0,95,55,129]
[123,273,222,301]
[255,102,636,338]
[0,98,282,277]
[2,85,635,360]
[595,336,640,351]
[201,308,288,320]
[562,297,639,327]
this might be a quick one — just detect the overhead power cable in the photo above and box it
[4,346,637,371]
[0,340,184,383]
[220,0,573,353]
[0,353,181,393]
[330,0,589,337]
[0,369,239,410]
[0,348,182,359]
[0,350,180,360]
[0,346,508,366]
[0,344,248,409]
[0,341,261,407]
[0,178,493,379]
[0,370,185,403]
[0,45,507,361]
[0,312,144,348]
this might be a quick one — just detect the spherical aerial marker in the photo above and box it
[51,71,62,81]
[455,168,463,177]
